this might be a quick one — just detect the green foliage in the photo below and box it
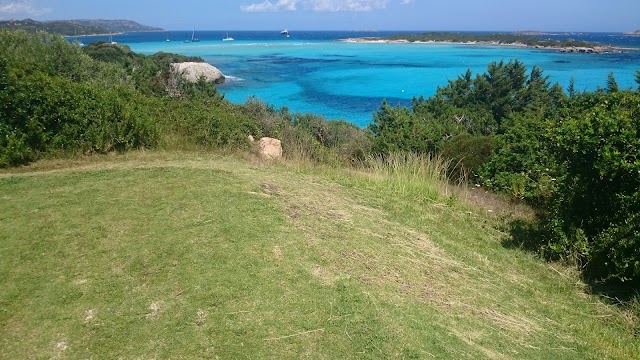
[82,43,204,95]
[82,41,140,67]
[239,98,370,164]
[369,100,460,155]
[567,76,577,98]
[0,30,130,88]
[543,91,640,283]
[606,72,620,93]
[478,114,559,204]
[0,69,158,166]
[441,134,497,178]
[369,60,565,197]
[385,32,597,49]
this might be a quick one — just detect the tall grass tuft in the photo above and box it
[357,152,466,203]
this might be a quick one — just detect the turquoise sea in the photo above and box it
[75,31,640,126]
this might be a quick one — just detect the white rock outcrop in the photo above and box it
[171,62,225,84]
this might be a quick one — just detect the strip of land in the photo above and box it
[340,32,629,54]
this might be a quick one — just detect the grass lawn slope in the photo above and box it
[0,152,638,359]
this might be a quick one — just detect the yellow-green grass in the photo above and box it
[0,151,637,359]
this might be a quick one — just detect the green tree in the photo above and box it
[567,76,576,98]
[606,72,620,93]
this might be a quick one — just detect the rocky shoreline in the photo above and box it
[339,37,629,54]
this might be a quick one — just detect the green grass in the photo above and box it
[0,151,638,359]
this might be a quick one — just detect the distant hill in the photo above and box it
[624,30,640,36]
[0,18,162,36]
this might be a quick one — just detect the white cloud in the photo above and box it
[308,0,388,12]
[0,0,50,17]
[241,0,298,12]
[241,0,413,12]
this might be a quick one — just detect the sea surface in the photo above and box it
[73,31,640,127]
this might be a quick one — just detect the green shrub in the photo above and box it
[0,67,158,166]
[441,134,497,178]
[478,114,558,204]
[543,91,640,283]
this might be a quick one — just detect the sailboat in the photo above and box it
[184,28,199,43]
[109,34,117,45]
[222,32,234,41]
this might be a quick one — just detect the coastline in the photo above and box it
[339,37,631,54]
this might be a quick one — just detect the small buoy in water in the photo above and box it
[401,89,405,93]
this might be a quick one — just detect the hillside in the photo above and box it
[0,18,161,35]
[0,152,638,359]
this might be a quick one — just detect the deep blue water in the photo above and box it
[71,31,640,127]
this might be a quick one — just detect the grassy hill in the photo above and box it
[0,151,638,359]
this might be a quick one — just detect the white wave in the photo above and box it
[225,75,245,82]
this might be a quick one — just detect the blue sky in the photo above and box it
[0,0,638,32]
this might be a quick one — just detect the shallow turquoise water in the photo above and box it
[124,32,640,126]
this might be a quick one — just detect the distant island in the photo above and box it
[0,19,162,36]
[341,32,625,54]
[624,30,640,36]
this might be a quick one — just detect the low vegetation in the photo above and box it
[1,29,640,357]
[386,32,597,48]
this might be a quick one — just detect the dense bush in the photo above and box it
[369,99,461,155]
[0,66,158,166]
[478,114,559,203]
[543,91,640,282]
[441,134,497,180]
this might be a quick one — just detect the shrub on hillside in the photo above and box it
[0,66,157,166]
[0,30,130,88]
[441,134,497,179]
[543,91,640,283]
[242,98,371,164]
[478,114,559,203]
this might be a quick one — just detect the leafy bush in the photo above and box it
[543,91,640,283]
[369,100,460,155]
[0,62,157,166]
[441,134,497,179]
[478,114,559,204]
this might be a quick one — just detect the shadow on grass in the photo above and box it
[500,218,545,253]
[501,218,640,324]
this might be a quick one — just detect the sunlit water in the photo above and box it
[77,31,640,126]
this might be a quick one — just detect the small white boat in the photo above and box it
[280,29,289,35]
[222,32,234,41]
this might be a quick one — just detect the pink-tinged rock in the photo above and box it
[259,137,282,160]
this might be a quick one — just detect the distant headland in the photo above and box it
[0,19,162,36]
[624,30,640,36]
[341,32,629,54]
